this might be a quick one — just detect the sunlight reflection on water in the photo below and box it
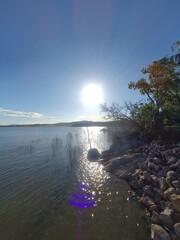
[0,126,150,240]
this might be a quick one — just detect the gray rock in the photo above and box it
[151,224,171,240]
[149,204,160,212]
[142,196,155,207]
[154,157,163,165]
[170,163,179,171]
[152,175,160,188]
[172,180,180,189]
[129,180,139,190]
[157,169,166,178]
[169,194,180,213]
[160,201,170,210]
[172,147,180,157]
[104,153,147,173]
[143,170,152,183]
[138,179,145,188]
[151,211,162,225]
[159,212,174,230]
[154,164,162,172]
[166,171,177,179]
[164,188,176,199]
[166,176,174,188]
[172,213,180,224]
[175,167,180,175]
[167,157,178,165]
[159,177,169,191]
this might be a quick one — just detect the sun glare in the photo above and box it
[81,84,103,108]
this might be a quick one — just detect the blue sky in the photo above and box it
[0,0,180,125]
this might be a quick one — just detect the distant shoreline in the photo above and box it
[0,119,132,128]
[0,120,120,128]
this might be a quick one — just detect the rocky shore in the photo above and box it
[99,140,180,240]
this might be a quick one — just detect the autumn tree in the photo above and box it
[128,54,180,130]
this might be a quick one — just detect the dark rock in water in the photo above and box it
[87,148,100,161]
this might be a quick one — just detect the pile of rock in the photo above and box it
[101,140,180,240]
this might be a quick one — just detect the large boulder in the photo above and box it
[87,148,100,161]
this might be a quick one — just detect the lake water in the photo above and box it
[0,126,150,240]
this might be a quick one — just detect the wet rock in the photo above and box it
[174,223,180,238]
[151,211,162,225]
[151,224,171,240]
[140,196,155,207]
[87,148,100,160]
[169,194,180,213]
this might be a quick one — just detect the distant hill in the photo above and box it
[0,120,126,127]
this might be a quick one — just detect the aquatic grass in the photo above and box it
[64,132,83,168]
[16,138,41,154]
[51,133,83,170]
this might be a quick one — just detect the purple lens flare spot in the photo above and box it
[68,182,96,208]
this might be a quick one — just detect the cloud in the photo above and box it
[0,107,44,118]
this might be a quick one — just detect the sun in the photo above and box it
[81,84,103,108]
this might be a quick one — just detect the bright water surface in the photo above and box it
[0,126,150,240]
